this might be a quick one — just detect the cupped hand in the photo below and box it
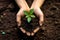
[16,8,29,26]
[34,7,44,26]
[16,8,31,36]
[30,7,44,36]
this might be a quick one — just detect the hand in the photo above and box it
[17,8,31,36]
[30,0,44,36]
[34,8,44,26]
[15,0,31,36]
[15,0,30,26]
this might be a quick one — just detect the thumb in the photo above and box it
[39,16,44,26]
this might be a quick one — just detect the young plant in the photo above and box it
[24,9,35,23]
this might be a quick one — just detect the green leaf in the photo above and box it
[31,15,35,18]
[27,17,31,23]
[24,11,29,15]
[26,15,29,18]
[30,9,34,14]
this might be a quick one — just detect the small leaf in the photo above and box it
[31,15,35,18]
[26,15,29,18]
[27,17,31,23]
[24,11,29,15]
[30,9,34,14]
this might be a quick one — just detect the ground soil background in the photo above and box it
[0,0,60,40]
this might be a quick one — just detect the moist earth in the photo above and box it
[20,15,40,32]
[0,0,60,40]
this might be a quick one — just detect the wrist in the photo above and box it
[21,7,30,11]
[31,6,39,10]
[31,0,45,8]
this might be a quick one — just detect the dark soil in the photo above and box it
[21,14,40,32]
[0,0,60,40]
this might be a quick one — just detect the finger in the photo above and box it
[20,27,26,33]
[39,9,44,26]
[31,32,35,36]
[33,27,40,33]
[26,32,30,36]
[16,14,21,26]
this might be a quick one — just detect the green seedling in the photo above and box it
[24,9,35,23]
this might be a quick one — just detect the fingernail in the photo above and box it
[40,22,43,26]
[31,32,34,36]
[40,23,42,26]
[26,32,30,36]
